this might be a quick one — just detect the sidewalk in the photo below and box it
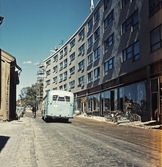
[0,117,44,167]
[76,113,162,130]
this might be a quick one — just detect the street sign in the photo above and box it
[81,98,86,103]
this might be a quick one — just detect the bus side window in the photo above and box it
[65,96,70,102]
[58,96,65,101]
[53,95,58,101]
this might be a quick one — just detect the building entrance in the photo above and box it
[151,77,162,121]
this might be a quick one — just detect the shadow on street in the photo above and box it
[0,136,10,152]
[44,118,72,124]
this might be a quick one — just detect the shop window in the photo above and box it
[123,82,147,113]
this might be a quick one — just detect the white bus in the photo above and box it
[42,90,74,121]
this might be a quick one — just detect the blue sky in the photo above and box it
[0,0,99,98]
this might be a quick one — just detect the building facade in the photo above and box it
[43,0,162,122]
[0,49,21,121]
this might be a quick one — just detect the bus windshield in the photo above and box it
[53,95,58,101]
[58,96,65,101]
[65,96,70,102]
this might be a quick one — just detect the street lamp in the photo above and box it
[0,16,4,25]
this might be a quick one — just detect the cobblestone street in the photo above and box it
[0,114,162,167]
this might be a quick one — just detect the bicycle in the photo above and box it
[119,109,141,122]
[105,110,122,123]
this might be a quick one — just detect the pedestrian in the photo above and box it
[32,106,37,118]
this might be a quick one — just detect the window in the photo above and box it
[46,80,50,86]
[104,0,110,10]
[58,96,65,101]
[94,8,100,22]
[70,66,75,75]
[78,76,84,85]
[70,53,75,62]
[70,39,75,49]
[53,65,58,73]
[88,53,93,65]
[78,44,85,56]
[60,50,63,59]
[122,10,139,34]
[46,59,51,66]
[64,47,68,56]
[94,27,100,41]
[94,67,100,80]
[88,71,93,83]
[123,41,140,62]
[53,55,58,62]
[59,62,63,70]
[65,96,70,102]
[78,28,85,41]
[104,33,114,53]
[59,74,63,82]
[88,18,93,31]
[88,35,93,48]
[64,59,67,68]
[104,58,114,75]
[53,77,57,83]
[149,0,162,16]
[69,80,75,89]
[64,84,67,91]
[104,10,113,30]
[94,47,100,60]
[53,95,58,101]
[78,60,84,70]
[59,86,63,90]
[151,25,162,52]
[122,0,129,8]
[63,71,67,80]
[46,70,50,76]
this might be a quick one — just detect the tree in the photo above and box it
[19,83,41,107]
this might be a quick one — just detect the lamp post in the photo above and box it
[0,16,4,25]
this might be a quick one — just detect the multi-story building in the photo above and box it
[43,0,162,122]
[0,49,22,121]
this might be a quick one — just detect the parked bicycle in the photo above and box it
[105,110,141,123]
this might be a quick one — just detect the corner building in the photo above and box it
[44,0,162,122]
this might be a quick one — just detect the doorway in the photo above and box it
[151,93,158,120]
